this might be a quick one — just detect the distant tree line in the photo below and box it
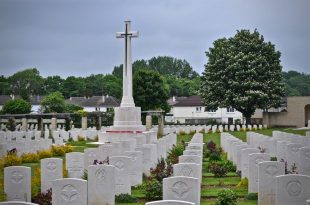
[0,55,309,111]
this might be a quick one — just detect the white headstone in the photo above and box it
[41,158,63,193]
[88,164,115,205]
[125,151,143,186]
[4,166,31,202]
[84,148,98,169]
[258,161,285,205]
[173,163,201,184]
[142,144,157,175]
[163,176,200,205]
[248,153,270,193]
[110,156,132,195]
[66,152,85,178]
[275,174,310,205]
[299,147,310,176]
[286,143,303,169]
[52,178,87,205]
[241,148,260,179]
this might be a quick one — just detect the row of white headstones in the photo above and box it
[2,132,205,205]
[221,131,310,205]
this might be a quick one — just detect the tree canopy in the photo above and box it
[40,91,66,113]
[133,69,170,112]
[200,29,285,122]
[1,99,31,114]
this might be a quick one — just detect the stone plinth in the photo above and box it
[110,107,145,132]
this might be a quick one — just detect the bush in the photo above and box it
[37,150,53,159]
[115,194,137,203]
[245,193,258,200]
[63,145,73,153]
[21,153,39,163]
[167,144,184,164]
[223,160,236,172]
[31,167,41,198]
[32,188,52,205]
[179,131,186,135]
[144,179,162,200]
[215,189,238,205]
[208,162,228,177]
[1,99,31,114]
[209,151,222,161]
[3,153,22,167]
[6,118,16,131]
[50,145,65,157]
[150,158,173,183]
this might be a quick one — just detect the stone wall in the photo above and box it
[263,96,310,128]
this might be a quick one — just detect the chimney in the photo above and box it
[102,95,105,102]
[173,96,176,102]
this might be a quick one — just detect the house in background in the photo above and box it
[167,95,243,124]
[67,95,120,112]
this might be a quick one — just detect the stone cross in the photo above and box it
[116,20,138,107]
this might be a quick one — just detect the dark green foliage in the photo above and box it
[283,71,310,96]
[40,91,66,113]
[201,29,285,122]
[245,193,258,200]
[215,189,238,205]
[8,68,43,98]
[6,117,16,131]
[222,160,236,172]
[167,144,184,164]
[32,188,52,205]
[115,194,137,203]
[64,103,83,113]
[270,156,277,161]
[143,179,163,201]
[1,99,31,114]
[133,69,170,112]
[208,162,228,177]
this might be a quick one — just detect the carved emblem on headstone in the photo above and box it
[114,160,125,170]
[171,181,189,198]
[47,161,57,172]
[180,166,193,177]
[61,184,78,202]
[286,180,302,197]
[95,168,106,181]
[265,165,278,176]
[11,171,23,184]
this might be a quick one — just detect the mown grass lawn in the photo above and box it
[1,127,303,204]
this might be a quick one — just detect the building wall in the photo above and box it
[172,106,243,124]
[263,96,310,128]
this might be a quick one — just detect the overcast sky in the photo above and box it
[0,0,309,78]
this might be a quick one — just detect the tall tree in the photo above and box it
[62,76,86,98]
[43,75,64,94]
[8,68,43,100]
[200,29,285,123]
[133,69,170,112]
[40,91,66,113]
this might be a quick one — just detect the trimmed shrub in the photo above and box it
[50,146,65,157]
[215,189,238,205]
[37,150,53,159]
[3,153,22,167]
[32,188,52,205]
[144,178,162,200]
[167,144,184,164]
[115,194,137,203]
[236,178,248,188]
[245,193,258,200]
[208,162,228,177]
[1,99,31,114]
[21,153,39,163]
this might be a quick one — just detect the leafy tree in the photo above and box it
[148,56,199,79]
[64,103,83,113]
[40,91,66,113]
[1,99,31,114]
[43,76,64,94]
[0,75,10,95]
[282,71,310,96]
[62,76,86,98]
[133,69,170,112]
[200,29,285,123]
[8,68,43,101]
